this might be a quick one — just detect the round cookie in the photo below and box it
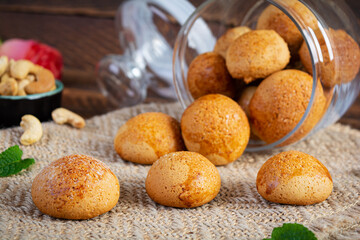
[145,151,221,208]
[249,69,326,146]
[256,151,333,205]
[114,112,185,164]
[299,28,360,87]
[187,52,235,100]
[181,94,250,165]
[31,154,120,220]
[256,3,317,55]
[226,30,290,83]
[214,26,251,58]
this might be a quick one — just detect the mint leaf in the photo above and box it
[265,223,317,240]
[0,145,35,177]
[0,145,23,168]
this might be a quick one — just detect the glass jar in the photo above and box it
[96,0,213,108]
[173,0,360,151]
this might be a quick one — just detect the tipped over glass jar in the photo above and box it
[97,0,359,151]
[173,0,360,151]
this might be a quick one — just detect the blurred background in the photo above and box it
[0,0,358,128]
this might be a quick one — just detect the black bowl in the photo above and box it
[0,80,63,128]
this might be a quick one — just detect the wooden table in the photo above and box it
[0,0,359,129]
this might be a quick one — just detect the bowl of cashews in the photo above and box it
[0,56,63,128]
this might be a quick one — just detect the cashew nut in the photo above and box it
[52,108,86,129]
[25,66,55,94]
[0,77,18,96]
[0,56,8,76]
[9,60,55,94]
[20,115,43,145]
[1,73,11,83]
[8,59,15,72]
[26,73,36,82]
[10,60,35,79]
[17,79,30,96]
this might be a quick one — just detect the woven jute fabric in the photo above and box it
[0,102,359,240]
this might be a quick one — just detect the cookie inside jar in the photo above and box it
[173,0,360,150]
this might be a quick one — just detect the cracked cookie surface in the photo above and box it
[145,151,221,208]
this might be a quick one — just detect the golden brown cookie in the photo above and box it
[299,28,360,87]
[187,52,235,100]
[256,150,333,205]
[145,151,221,208]
[226,30,290,83]
[249,69,326,146]
[214,26,251,58]
[114,112,185,164]
[181,94,250,165]
[256,2,317,55]
[31,154,120,220]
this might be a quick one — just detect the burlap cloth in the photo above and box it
[0,102,359,240]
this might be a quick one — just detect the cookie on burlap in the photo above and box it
[31,154,120,220]
[145,151,221,208]
[256,150,333,205]
[114,112,185,164]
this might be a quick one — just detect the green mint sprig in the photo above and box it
[0,145,35,177]
[264,223,317,240]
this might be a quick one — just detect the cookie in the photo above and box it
[299,28,360,87]
[257,2,317,55]
[31,154,120,220]
[256,150,333,205]
[214,26,251,58]
[249,69,326,145]
[226,30,290,83]
[145,151,221,208]
[181,94,250,165]
[187,52,235,99]
[114,112,185,164]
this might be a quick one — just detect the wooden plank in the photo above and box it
[0,5,116,18]
[0,0,204,17]
[0,0,358,18]
[0,1,120,12]
[0,12,120,72]
[61,88,111,118]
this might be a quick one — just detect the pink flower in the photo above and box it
[0,39,63,79]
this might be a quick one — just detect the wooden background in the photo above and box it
[0,0,359,129]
